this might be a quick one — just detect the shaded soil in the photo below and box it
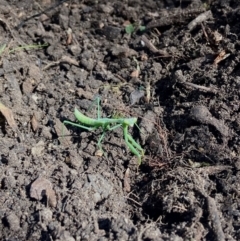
[0,0,240,240]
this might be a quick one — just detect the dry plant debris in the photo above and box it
[0,102,17,131]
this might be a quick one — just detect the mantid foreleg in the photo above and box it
[97,123,124,152]
[97,132,105,152]
[97,96,101,119]
[64,119,107,152]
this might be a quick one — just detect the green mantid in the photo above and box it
[63,98,144,164]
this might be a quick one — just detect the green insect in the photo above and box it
[63,98,144,164]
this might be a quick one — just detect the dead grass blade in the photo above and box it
[0,102,17,130]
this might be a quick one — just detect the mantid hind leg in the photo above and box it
[97,131,106,153]
[124,134,143,165]
[63,120,97,131]
[123,125,144,165]
[126,133,144,156]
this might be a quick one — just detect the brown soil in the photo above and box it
[0,0,240,240]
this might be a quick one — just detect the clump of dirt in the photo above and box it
[0,0,240,240]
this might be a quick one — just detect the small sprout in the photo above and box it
[0,44,6,56]
[139,25,146,32]
[125,24,135,34]
[9,43,48,54]
[133,57,140,72]
[131,56,140,77]
[125,23,146,34]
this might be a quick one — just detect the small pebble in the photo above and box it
[93,192,101,204]
[41,208,53,223]
[103,26,121,40]
[5,213,20,231]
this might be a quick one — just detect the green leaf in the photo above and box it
[139,25,146,32]
[125,24,135,34]
[0,44,6,56]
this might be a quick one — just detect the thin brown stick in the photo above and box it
[141,35,170,57]
[180,81,218,93]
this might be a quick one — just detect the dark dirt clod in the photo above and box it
[190,105,230,137]
[0,0,240,240]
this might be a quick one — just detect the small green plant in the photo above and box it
[0,43,48,56]
[125,23,146,34]
[9,43,48,53]
[0,44,6,56]
[63,98,144,165]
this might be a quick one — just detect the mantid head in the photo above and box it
[124,117,137,127]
